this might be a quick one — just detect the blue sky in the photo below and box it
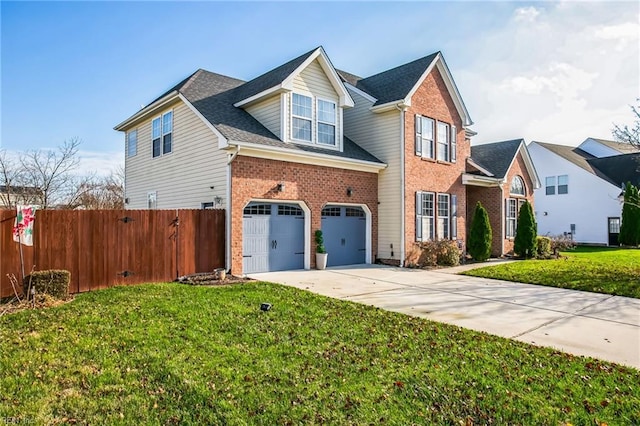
[1,1,638,174]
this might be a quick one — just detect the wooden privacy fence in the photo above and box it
[0,209,225,298]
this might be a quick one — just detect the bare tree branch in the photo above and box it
[612,98,640,148]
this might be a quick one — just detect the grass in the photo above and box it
[1,282,638,425]
[463,246,640,298]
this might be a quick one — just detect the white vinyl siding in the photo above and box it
[245,95,282,139]
[290,59,341,148]
[124,101,228,209]
[343,87,401,260]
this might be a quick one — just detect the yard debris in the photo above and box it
[176,271,251,286]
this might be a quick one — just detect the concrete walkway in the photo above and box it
[249,264,640,369]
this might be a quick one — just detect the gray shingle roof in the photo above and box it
[153,68,383,165]
[588,153,640,187]
[534,141,640,187]
[338,53,439,106]
[470,139,523,178]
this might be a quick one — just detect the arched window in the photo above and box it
[510,176,526,196]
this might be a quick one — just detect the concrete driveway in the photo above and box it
[249,264,640,369]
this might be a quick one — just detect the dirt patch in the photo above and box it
[0,294,74,316]
[176,272,253,287]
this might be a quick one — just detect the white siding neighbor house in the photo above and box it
[528,138,640,245]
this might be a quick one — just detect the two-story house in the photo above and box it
[115,46,539,275]
[529,138,640,245]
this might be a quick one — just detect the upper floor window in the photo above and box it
[317,99,336,145]
[510,176,525,196]
[152,111,173,158]
[292,93,312,142]
[545,175,568,195]
[415,114,456,163]
[127,129,137,157]
[558,175,568,194]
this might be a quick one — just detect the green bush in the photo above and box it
[468,202,492,261]
[514,201,537,258]
[436,240,461,266]
[619,182,640,246]
[24,270,71,300]
[536,236,552,258]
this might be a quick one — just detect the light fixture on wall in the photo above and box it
[214,196,222,206]
[346,187,353,197]
[277,183,285,192]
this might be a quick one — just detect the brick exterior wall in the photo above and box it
[403,67,469,263]
[230,156,378,275]
[466,151,536,256]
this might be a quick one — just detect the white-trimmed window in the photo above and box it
[317,99,336,146]
[415,115,435,159]
[292,93,312,142]
[416,191,435,241]
[506,198,517,238]
[545,176,556,195]
[147,191,157,210]
[416,192,457,241]
[510,176,525,196]
[451,125,457,163]
[152,111,173,158]
[558,175,568,194]
[127,129,137,157]
[437,122,450,162]
[437,193,450,239]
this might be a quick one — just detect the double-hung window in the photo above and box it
[127,129,137,157]
[416,115,456,162]
[545,176,556,195]
[292,93,312,142]
[317,99,336,146]
[437,122,450,162]
[415,116,435,159]
[557,175,568,194]
[416,192,457,241]
[437,193,450,239]
[416,192,435,241]
[152,111,173,158]
[506,198,517,238]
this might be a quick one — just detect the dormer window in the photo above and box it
[292,93,312,142]
[317,98,336,146]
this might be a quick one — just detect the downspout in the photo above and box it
[397,104,406,266]
[500,182,505,256]
[225,146,240,272]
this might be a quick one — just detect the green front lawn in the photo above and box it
[463,246,640,298]
[1,283,638,425]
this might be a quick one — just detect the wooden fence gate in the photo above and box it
[0,209,225,298]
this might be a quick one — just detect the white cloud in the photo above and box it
[77,150,123,177]
[513,6,541,23]
[456,2,639,146]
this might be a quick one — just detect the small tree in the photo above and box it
[314,230,326,253]
[612,98,640,148]
[619,182,640,246]
[514,201,537,258]
[468,201,492,261]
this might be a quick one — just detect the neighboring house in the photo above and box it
[528,138,640,245]
[0,185,41,209]
[464,139,540,256]
[115,46,539,275]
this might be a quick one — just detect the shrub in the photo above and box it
[24,270,71,300]
[468,202,492,261]
[619,182,640,246]
[514,201,537,258]
[314,230,326,253]
[550,234,577,254]
[408,240,461,268]
[536,236,552,258]
[436,240,461,266]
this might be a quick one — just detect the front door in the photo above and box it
[608,217,620,246]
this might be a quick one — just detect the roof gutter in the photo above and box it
[114,91,179,131]
[370,100,409,113]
